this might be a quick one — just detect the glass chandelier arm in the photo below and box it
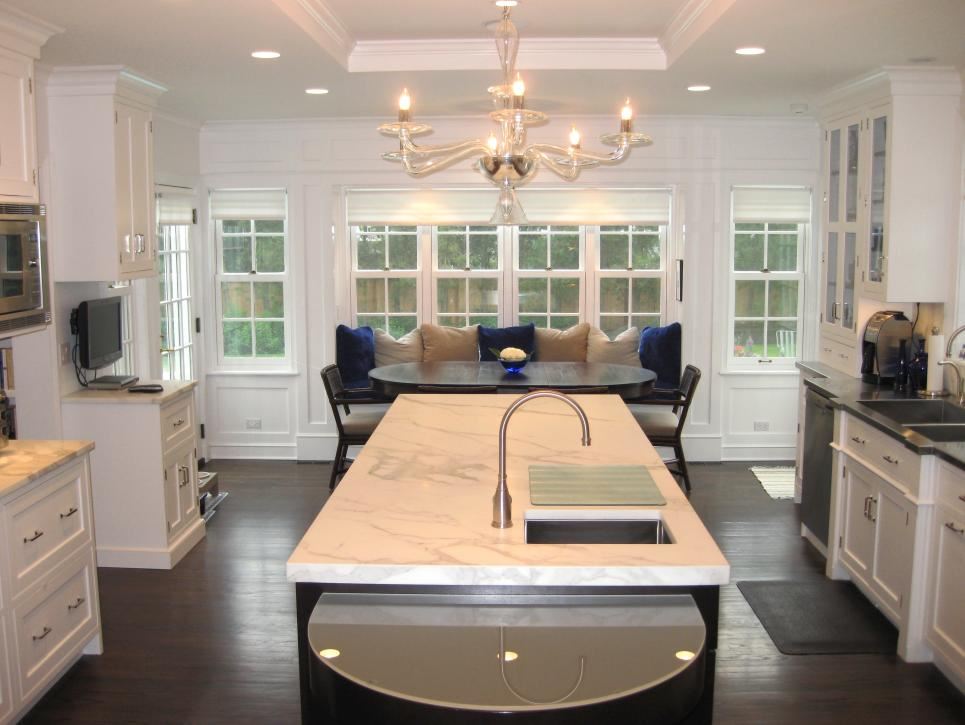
[399,143,491,176]
[400,131,490,159]
[528,140,632,165]
[531,150,582,181]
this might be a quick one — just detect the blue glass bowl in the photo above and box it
[499,358,528,375]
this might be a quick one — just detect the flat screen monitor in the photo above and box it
[78,296,122,370]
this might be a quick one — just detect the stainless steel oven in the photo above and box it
[0,204,50,335]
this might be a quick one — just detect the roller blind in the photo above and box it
[345,188,672,225]
[156,191,194,226]
[732,187,811,222]
[210,189,287,220]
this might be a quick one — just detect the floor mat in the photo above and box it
[749,466,796,499]
[737,579,898,655]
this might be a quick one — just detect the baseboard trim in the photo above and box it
[95,519,205,569]
[207,444,299,460]
[719,444,796,461]
[800,523,829,558]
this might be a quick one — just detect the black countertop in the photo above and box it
[797,361,965,470]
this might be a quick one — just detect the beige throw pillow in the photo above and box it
[586,326,642,367]
[534,322,590,362]
[420,324,479,362]
[374,328,423,367]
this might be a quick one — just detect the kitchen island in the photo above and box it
[288,394,729,723]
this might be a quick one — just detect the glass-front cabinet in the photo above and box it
[862,107,889,299]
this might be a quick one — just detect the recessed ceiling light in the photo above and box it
[251,50,280,59]
[305,88,330,95]
[495,0,519,6]
[687,85,711,92]
[735,47,765,56]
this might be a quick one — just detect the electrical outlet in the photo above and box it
[753,421,770,432]
[59,342,71,365]
[245,418,262,430]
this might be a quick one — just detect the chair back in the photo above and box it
[321,364,348,436]
[672,365,701,434]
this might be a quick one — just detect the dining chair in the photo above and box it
[321,364,391,491]
[626,365,701,493]
[416,385,499,394]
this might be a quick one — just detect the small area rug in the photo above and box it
[749,466,796,499]
[737,579,898,655]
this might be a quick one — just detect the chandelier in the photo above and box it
[377,5,652,224]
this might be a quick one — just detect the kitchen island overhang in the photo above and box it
[288,394,730,723]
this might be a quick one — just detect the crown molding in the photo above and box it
[661,0,736,66]
[349,37,666,73]
[46,65,167,107]
[0,2,63,58]
[820,66,962,117]
[269,0,354,69]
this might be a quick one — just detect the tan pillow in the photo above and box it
[420,324,479,362]
[586,326,641,367]
[374,328,423,366]
[535,323,590,362]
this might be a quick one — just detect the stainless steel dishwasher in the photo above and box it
[801,388,835,548]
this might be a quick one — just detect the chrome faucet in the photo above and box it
[941,325,965,405]
[494,390,591,529]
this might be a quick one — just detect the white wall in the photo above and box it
[199,113,821,461]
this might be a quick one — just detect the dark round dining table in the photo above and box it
[369,361,657,400]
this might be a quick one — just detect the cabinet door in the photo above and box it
[841,231,856,332]
[865,111,888,292]
[839,460,876,584]
[823,231,839,329]
[928,505,965,673]
[0,616,13,723]
[0,52,36,201]
[114,103,135,273]
[162,449,183,538]
[164,440,198,541]
[871,479,914,621]
[176,447,198,529]
[128,105,155,273]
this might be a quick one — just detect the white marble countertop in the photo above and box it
[287,394,730,588]
[0,439,94,498]
[61,380,196,405]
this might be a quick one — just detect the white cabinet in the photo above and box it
[60,381,204,569]
[0,49,36,202]
[0,443,101,724]
[45,66,165,282]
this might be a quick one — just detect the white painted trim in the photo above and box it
[95,519,205,569]
[207,443,299,459]
[45,65,167,107]
[719,444,796,461]
[269,0,354,69]
[297,434,339,461]
[0,2,63,58]
[800,523,829,557]
[348,37,666,73]
[661,0,737,67]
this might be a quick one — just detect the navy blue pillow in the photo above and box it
[335,324,375,389]
[478,323,536,361]
[639,322,682,390]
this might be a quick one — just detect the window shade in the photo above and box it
[156,191,194,226]
[346,188,672,225]
[209,189,287,220]
[732,187,811,222]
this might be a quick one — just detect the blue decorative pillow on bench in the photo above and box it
[639,322,681,391]
[336,324,375,389]
[478,323,536,361]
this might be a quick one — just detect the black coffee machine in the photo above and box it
[861,311,913,384]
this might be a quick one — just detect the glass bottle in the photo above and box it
[909,338,928,394]
[894,339,908,393]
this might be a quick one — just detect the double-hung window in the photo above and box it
[352,225,420,338]
[433,225,501,328]
[596,224,665,339]
[156,191,194,380]
[729,187,810,368]
[514,225,583,330]
[211,189,289,366]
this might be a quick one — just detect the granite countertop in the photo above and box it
[0,439,95,498]
[797,361,965,469]
[61,380,196,405]
[287,394,730,588]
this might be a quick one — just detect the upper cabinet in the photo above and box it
[821,68,962,304]
[0,9,61,203]
[45,67,166,282]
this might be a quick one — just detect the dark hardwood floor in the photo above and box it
[22,461,965,724]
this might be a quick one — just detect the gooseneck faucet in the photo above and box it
[494,390,591,529]
[941,325,965,405]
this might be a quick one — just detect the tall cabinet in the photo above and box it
[45,66,165,282]
[817,68,962,376]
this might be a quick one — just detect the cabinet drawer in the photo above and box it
[935,460,965,516]
[843,415,919,495]
[162,394,193,449]
[3,460,91,597]
[13,549,97,702]
[819,337,855,373]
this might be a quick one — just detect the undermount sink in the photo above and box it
[524,513,673,544]
[856,399,965,424]
[904,424,965,442]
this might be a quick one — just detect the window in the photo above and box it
[352,225,420,338]
[729,187,810,367]
[157,192,194,380]
[109,292,136,377]
[211,189,289,365]
[596,224,665,339]
[433,225,500,328]
[515,225,583,330]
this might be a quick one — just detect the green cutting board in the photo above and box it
[529,465,666,505]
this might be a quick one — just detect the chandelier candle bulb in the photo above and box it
[511,74,525,109]
[397,89,411,122]
[621,100,633,133]
[487,133,499,154]
[568,127,582,149]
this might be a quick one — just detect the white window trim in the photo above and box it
[158,223,195,381]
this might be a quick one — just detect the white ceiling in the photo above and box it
[7,0,965,122]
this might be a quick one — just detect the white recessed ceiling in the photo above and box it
[5,0,965,121]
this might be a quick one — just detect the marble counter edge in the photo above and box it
[0,439,95,498]
[61,380,197,405]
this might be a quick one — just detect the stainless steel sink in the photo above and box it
[524,516,672,544]
[904,423,965,442]
[856,399,965,424]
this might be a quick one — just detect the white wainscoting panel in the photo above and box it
[720,374,799,460]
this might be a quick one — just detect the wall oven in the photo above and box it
[0,204,50,335]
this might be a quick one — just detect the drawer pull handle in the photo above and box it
[67,597,86,611]
[173,417,185,427]
[60,506,79,519]
[178,465,190,488]
[869,497,877,523]
[863,496,872,518]
[945,522,965,536]
[32,626,52,641]
[882,455,899,465]
[851,436,866,445]
[24,530,44,543]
